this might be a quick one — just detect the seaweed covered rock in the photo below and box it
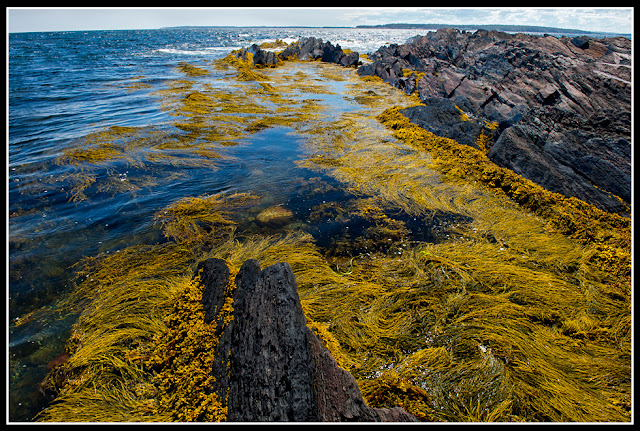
[400,97,494,149]
[199,258,418,422]
[359,28,631,215]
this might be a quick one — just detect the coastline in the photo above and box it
[11,31,631,423]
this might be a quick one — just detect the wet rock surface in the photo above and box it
[198,258,418,422]
[279,37,361,67]
[358,28,631,215]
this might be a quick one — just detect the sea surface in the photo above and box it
[7,26,623,422]
[8,25,437,422]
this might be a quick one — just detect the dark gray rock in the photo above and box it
[279,37,325,61]
[226,261,316,421]
[198,258,230,326]
[322,43,345,64]
[253,48,278,67]
[280,37,360,68]
[205,259,261,407]
[488,106,631,215]
[398,74,416,95]
[340,51,360,68]
[308,329,416,422]
[198,259,418,422]
[400,98,489,149]
[358,56,409,88]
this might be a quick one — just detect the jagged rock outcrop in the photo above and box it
[234,37,360,70]
[279,37,360,67]
[198,258,417,422]
[237,43,280,67]
[359,28,631,215]
[253,49,279,68]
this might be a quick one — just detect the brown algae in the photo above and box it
[34,47,631,423]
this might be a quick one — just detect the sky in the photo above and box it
[7,7,634,35]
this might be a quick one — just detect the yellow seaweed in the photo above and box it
[34,51,631,424]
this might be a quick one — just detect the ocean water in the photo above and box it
[8,27,421,309]
[7,26,625,422]
[8,26,432,422]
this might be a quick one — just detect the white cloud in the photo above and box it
[337,7,632,33]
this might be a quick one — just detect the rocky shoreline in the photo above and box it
[34,29,631,423]
[247,29,631,215]
[209,35,633,417]
[356,29,631,215]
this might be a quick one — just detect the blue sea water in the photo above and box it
[7,26,624,422]
[8,27,420,309]
[8,26,431,422]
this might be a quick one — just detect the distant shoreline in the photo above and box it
[355,22,614,34]
[163,23,629,37]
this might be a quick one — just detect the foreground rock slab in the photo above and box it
[198,258,418,422]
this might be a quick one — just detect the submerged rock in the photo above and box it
[359,28,631,215]
[198,258,418,422]
[255,205,294,227]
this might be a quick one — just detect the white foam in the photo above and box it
[155,46,241,56]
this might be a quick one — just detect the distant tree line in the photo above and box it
[355,23,610,35]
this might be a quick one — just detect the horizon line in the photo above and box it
[9,23,632,37]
